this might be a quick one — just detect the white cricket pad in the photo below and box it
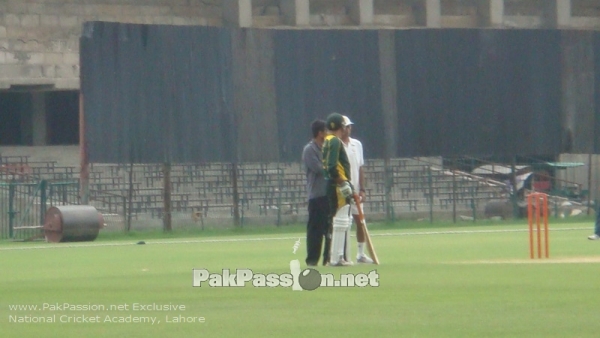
[330,205,351,264]
[344,224,351,262]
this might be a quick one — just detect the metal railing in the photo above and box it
[2,155,592,236]
[0,180,80,240]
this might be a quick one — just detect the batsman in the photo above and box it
[322,113,355,266]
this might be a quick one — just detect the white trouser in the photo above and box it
[350,202,362,217]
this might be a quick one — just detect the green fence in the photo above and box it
[0,180,80,240]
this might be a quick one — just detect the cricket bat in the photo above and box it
[353,194,380,265]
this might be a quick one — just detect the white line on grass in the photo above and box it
[0,236,301,251]
[454,257,600,264]
[0,227,591,251]
[375,227,590,237]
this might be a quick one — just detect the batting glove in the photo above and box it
[339,181,354,199]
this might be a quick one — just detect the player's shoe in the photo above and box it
[356,255,374,264]
[331,256,354,266]
[588,234,600,240]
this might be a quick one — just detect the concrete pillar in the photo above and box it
[556,0,571,27]
[560,31,595,153]
[31,92,47,146]
[413,0,442,27]
[378,30,398,160]
[543,0,571,28]
[223,0,253,28]
[281,0,310,26]
[349,0,374,26]
[230,30,279,162]
[379,30,398,220]
[425,0,441,28]
[19,93,32,145]
[477,0,503,27]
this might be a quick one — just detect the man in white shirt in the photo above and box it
[341,115,374,264]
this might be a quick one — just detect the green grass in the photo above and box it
[1,218,599,337]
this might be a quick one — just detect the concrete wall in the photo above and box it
[0,0,222,90]
[1,0,599,90]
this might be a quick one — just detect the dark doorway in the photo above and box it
[0,90,79,146]
[0,92,26,145]
[46,91,79,145]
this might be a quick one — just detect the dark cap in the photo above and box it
[326,113,345,131]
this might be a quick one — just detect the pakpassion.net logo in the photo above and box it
[192,261,379,291]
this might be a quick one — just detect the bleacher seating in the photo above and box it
[3,154,515,222]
